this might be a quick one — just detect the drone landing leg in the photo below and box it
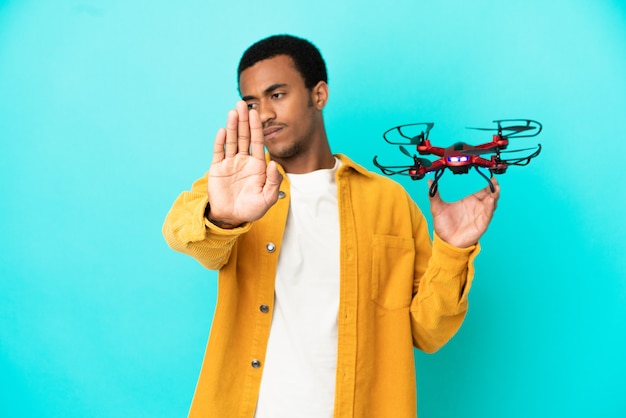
[475,167,495,193]
[429,169,445,197]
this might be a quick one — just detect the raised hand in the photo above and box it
[207,101,283,228]
[429,177,500,248]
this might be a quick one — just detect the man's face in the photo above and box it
[239,55,324,161]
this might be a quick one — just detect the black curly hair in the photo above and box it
[237,34,328,90]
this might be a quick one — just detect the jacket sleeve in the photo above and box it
[161,174,251,270]
[409,201,480,353]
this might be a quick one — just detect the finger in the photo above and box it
[490,176,501,193]
[249,109,265,160]
[471,179,497,201]
[236,100,251,155]
[489,177,501,209]
[212,127,226,165]
[473,186,491,200]
[225,109,238,158]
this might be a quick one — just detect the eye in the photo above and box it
[246,102,258,110]
[271,92,285,100]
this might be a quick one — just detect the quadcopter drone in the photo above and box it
[373,119,542,196]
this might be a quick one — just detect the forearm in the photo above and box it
[410,233,480,353]
[162,176,250,270]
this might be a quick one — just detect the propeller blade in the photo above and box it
[499,146,539,154]
[462,147,499,155]
[399,145,432,167]
[502,125,536,133]
[465,126,498,131]
[465,125,535,132]
[463,145,540,156]
[417,157,432,167]
[399,145,412,158]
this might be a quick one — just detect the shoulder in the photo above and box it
[335,154,421,212]
[335,154,427,231]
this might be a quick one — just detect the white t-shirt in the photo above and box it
[254,158,341,418]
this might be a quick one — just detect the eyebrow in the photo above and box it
[241,83,288,101]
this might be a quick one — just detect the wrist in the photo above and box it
[204,203,241,229]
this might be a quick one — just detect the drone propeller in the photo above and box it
[399,145,432,167]
[466,125,535,133]
[466,119,543,138]
[498,144,542,165]
[462,145,540,156]
[383,122,434,145]
[462,146,499,156]
[499,146,540,154]
[399,145,412,157]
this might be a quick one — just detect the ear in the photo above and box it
[311,81,329,110]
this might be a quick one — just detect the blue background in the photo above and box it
[1,0,625,417]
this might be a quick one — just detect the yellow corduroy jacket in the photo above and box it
[162,154,479,418]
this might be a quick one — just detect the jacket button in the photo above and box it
[251,359,261,368]
[278,191,286,199]
[260,304,270,314]
[266,242,276,253]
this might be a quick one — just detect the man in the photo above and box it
[163,34,499,418]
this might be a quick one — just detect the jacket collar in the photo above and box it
[266,153,373,179]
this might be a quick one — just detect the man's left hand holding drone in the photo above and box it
[428,177,500,248]
[374,118,542,247]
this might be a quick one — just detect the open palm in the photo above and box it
[207,101,282,228]
[429,178,500,248]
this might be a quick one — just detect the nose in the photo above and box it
[258,100,276,126]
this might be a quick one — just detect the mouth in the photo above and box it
[263,125,284,141]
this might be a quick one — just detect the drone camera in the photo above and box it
[447,156,470,164]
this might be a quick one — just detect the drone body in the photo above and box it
[373,119,542,196]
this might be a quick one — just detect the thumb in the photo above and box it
[263,160,283,201]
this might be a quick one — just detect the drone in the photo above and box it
[373,119,542,196]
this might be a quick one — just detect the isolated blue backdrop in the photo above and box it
[1,0,625,417]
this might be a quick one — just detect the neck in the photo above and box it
[273,145,335,174]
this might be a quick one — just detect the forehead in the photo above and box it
[238,55,306,96]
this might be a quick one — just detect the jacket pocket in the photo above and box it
[370,235,415,310]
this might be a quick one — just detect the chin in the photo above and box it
[268,142,303,160]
